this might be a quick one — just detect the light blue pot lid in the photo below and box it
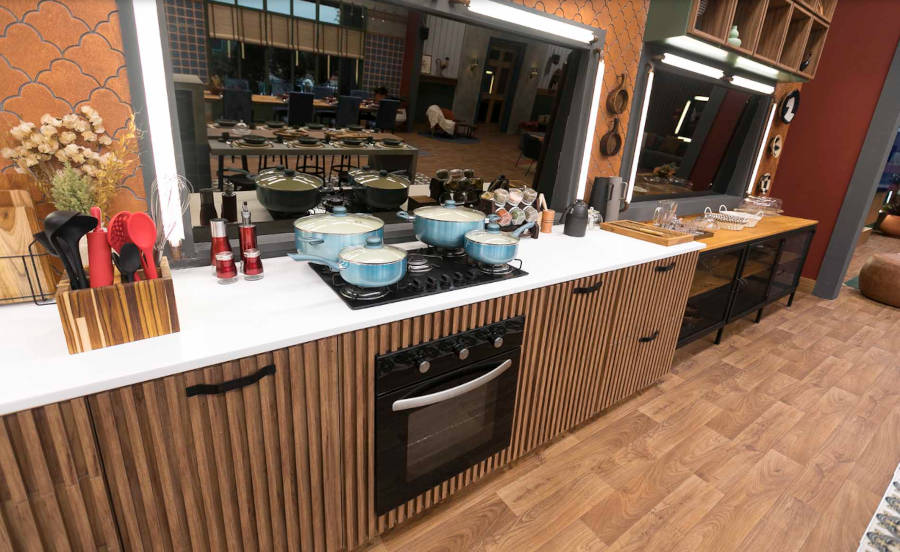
[293,206,384,234]
[413,200,486,223]
[340,236,407,264]
[465,223,519,245]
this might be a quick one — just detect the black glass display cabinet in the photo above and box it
[679,225,816,347]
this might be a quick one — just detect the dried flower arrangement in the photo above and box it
[1,105,141,215]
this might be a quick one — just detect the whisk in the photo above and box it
[148,174,191,255]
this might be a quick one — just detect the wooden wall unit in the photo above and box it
[2,253,698,550]
[0,399,120,550]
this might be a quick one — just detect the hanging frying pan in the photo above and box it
[606,74,629,114]
[599,118,622,157]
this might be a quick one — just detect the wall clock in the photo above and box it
[768,134,783,158]
[780,90,800,123]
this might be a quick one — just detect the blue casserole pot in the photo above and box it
[397,200,492,249]
[289,236,407,288]
[464,222,534,265]
[293,206,384,270]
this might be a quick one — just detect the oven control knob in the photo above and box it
[492,335,504,348]
[418,359,431,374]
[456,345,470,360]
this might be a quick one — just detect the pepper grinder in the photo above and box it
[198,188,218,227]
[209,218,232,272]
[221,181,238,222]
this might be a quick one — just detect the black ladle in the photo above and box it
[113,243,142,283]
[44,211,97,290]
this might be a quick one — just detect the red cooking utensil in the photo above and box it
[127,212,158,279]
[87,206,113,288]
[107,211,131,253]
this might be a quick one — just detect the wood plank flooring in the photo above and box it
[365,234,900,552]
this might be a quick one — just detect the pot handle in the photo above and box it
[396,211,415,221]
[296,236,325,245]
[511,221,535,238]
[287,252,344,271]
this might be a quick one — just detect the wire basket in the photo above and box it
[0,239,56,305]
[706,206,747,231]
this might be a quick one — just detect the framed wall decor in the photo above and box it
[421,54,432,74]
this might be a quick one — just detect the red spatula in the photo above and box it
[127,212,159,279]
[107,211,131,253]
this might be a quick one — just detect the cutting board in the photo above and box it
[0,189,57,303]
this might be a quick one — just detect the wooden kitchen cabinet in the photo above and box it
[89,342,346,552]
[0,399,120,550]
[599,253,699,410]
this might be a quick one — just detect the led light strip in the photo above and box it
[731,75,775,94]
[576,59,606,200]
[660,53,724,79]
[132,0,184,245]
[748,103,777,194]
[467,0,596,44]
[626,68,654,204]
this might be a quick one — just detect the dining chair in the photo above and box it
[330,96,364,181]
[288,92,315,126]
[374,99,400,132]
[222,89,252,123]
[313,85,333,99]
[350,89,371,99]
[335,96,362,128]
[224,78,250,91]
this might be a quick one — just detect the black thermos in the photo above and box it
[563,200,589,237]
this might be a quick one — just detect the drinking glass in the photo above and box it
[653,199,678,228]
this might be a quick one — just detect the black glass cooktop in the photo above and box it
[310,246,528,309]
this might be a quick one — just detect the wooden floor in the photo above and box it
[365,233,900,552]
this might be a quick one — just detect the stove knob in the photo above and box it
[490,327,506,348]
[492,336,504,348]
[455,342,470,360]
[411,352,431,374]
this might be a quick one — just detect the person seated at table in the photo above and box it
[374,86,389,102]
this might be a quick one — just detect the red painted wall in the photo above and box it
[774,0,900,278]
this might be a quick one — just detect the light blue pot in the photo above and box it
[289,237,407,288]
[293,206,384,270]
[464,222,534,265]
[397,200,493,249]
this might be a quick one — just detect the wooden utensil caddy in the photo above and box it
[599,220,694,246]
[55,257,179,354]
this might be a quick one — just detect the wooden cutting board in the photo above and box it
[0,189,57,303]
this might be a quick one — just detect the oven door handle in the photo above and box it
[391,359,513,412]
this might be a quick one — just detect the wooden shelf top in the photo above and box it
[693,215,817,252]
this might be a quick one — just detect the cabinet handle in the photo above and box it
[186,364,276,397]
[573,280,602,294]
[638,330,660,343]
[655,263,676,273]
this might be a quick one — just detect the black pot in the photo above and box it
[305,122,324,130]
[350,169,410,211]
[216,118,237,127]
[255,168,323,215]
[243,134,268,145]
[266,120,286,128]
[342,137,364,146]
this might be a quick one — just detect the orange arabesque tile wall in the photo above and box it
[514,0,650,198]
[0,0,146,219]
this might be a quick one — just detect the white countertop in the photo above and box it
[0,226,704,415]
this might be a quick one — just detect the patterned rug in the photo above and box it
[857,462,900,551]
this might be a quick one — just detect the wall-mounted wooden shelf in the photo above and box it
[646,0,836,80]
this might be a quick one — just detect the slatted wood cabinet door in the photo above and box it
[89,342,346,552]
[599,251,699,410]
[0,399,120,550]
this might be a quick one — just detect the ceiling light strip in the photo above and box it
[731,75,775,95]
[748,103,777,194]
[576,59,606,200]
[660,53,724,79]
[626,68,654,204]
[467,0,596,44]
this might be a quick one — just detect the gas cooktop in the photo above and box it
[309,246,528,309]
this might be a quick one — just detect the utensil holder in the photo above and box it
[55,257,179,354]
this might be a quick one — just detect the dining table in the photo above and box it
[207,124,418,186]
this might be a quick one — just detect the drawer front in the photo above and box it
[599,252,699,411]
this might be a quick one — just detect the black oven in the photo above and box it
[375,316,524,514]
